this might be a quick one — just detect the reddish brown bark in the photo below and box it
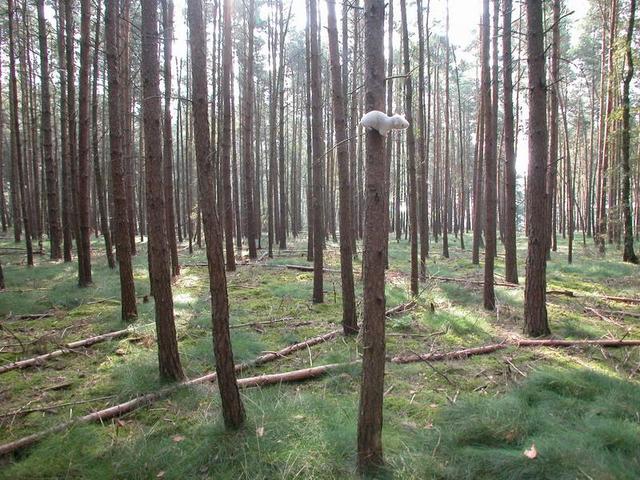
[524,0,550,336]
[105,0,138,322]
[357,0,387,471]
[400,0,419,296]
[141,0,184,381]
[502,0,518,283]
[327,0,357,335]
[162,0,180,277]
[309,0,324,304]
[187,0,245,429]
[37,0,62,260]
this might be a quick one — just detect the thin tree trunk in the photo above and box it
[243,0,258,259]
[187,0,245,429]
[400,0,418,296]
[442,1,451,258]
[503,0,518,283]
[482,0,496,310]
[327,0,357,335]
[162,0,180,277]
[309,0,324,304]
[90,0,115,269]
[37,0,63,260]
[221,0,236,270]
[8,0,33,266]
[105,0,138,322]
[621,0,638,263]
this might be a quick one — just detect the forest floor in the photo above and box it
[0,231,639,479]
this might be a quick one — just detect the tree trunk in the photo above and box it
[105,0,138,322]
[546,0,561,257]
[357,0,386,472]
[37,0,63,261]
[442,2,451,259]
[400,0,419,296]
[90,0,115,269]
[243,0,258,259]
[8,0,33,267]
[221,0,236,270]
[141,0,185,381]
[76,0,93,286]
[309,0,325,304]
[502,0,518,283]
[621,0,638,263]
[162,0,180,277]
[524,0,550,337]
[187,0,245,429]
[482,0,496,310]
[327,0,357,335]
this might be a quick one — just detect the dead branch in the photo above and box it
[0,396,117,419]
[429,276,520,288]
[392,338,640,364]
[0,329,341,456]
[385,300,417,317]
[602,295,640,305]
[0,329,131,375]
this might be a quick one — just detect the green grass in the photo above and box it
[1,231,639,478]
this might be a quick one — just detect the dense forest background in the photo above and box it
[0,0,639,477]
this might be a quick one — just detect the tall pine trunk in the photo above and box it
[524,0,550,337]
[357,0,387,471]
[162,0,180,277]
[502,0,518,283]
[310,0,325,304]
[187,0,245,429]
[141,0,185,381]
[105,0,138,322]
[327,0,357,335]
[400,0,419,296]
[621,0,638,263]
[37,0,63,260]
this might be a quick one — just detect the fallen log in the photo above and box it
[391,338,640,364]
[602,295,640,305]
[284,264,342,273]
[593,309,640,319]
[0,329,341,456]
[385,300,417,317]
[8,311,56,321]
[430,276,520,288]
[237,362,355,388]
[546,289,576,297]
[0,329,131,375]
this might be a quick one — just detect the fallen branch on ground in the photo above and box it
[601,295,640,305]
[0,329,131,375]
[593,308,640,319]
[284,264,342,273]
[0,396,117,419]
[429,276,519,288]
[386,300,417,317]
[7,311,56,321]
[0,329,340,456]
[391,338,640,364]
[229,317,295,329]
